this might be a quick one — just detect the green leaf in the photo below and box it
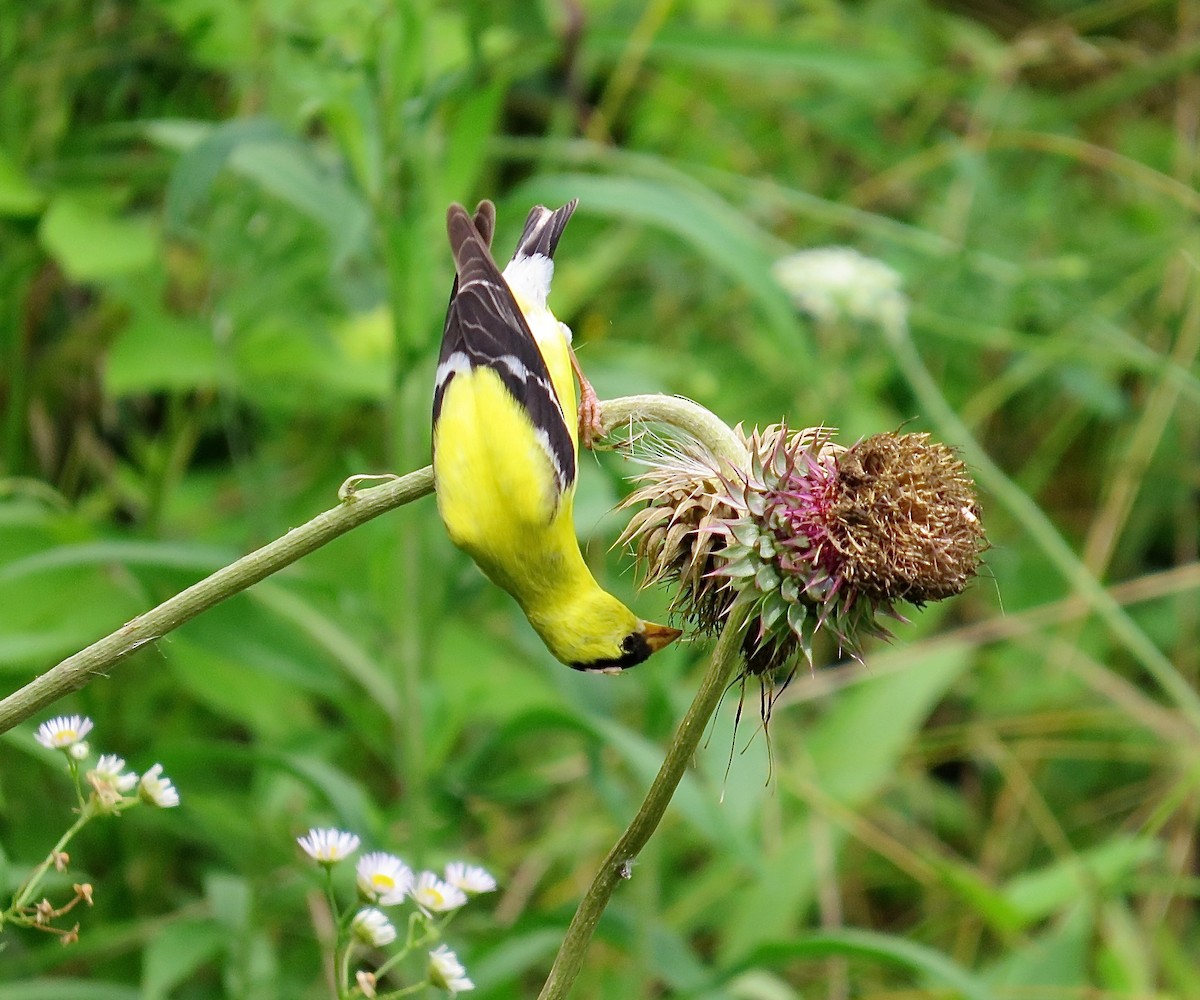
[159,117,372,264]
[588,26,918,93]
[38,196,158,281]
[165,637,318,740]
[982,904,1093,988]
[142,919,226,1000]
[470,929,564,987]
[740,929,993,1000]
[439,81,506,206]
[226,139,370,265]
[266,752,380,838]
[0,148,44,217]
[721,647,972,962]
[0,986,141,1000]
[513,174,808,363]
[205,871,252,933]
[590,715,746,852]
[161,117,291,228]
[105,313,222,396]
[0,540,234,584]
[1001,836,1160,925]
[805,646,973,805]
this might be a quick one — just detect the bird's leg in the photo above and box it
[570,346,605,449]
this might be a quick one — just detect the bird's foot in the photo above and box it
[578,383,605,451]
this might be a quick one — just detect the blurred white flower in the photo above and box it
[428,944,474,995]
[69,741,91,761]
[356,851,414,906]
[444,862,496,895]
[351,907,397,948]
[93,754,138,792]
[88,755,138,810]
[35,715,94,751]
[139,763,181,808]
[411,871,467,914]
[297,827,360,864]
[772,247,908,330]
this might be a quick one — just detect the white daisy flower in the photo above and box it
[351,907,397,948]
[411,871,467,914]
[297,827,360,864]
[34,715,94,751]
[138,763,181,808]
[356,851,414,906]
[428,944,474,995]
[444,862,496,895]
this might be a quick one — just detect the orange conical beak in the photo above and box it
[642,622,683,653]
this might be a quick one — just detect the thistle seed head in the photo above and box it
[620,423,987,678]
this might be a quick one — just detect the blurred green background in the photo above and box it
[2,0,1199,996]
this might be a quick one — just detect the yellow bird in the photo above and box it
[432,199,681,671]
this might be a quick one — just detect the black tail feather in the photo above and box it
[513,200,579,260]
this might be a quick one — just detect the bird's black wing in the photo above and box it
[433,202,576,495]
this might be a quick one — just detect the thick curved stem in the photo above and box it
[0,394,743,737]
[533,393,750,999]
[536,600,750,1000]
[599,393,749,468]
[0,467,434,734]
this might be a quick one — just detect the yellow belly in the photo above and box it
[433,367,586,610]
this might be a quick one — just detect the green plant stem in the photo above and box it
[599,393,749,467]
[536,599,751,1000]
[7,802,94,919]
[0,394,746,738]
[0,467,434,735]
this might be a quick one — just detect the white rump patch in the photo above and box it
[503,253,554,311]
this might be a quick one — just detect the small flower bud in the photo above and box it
[351,907,397,948]
[428,944,474,995]
[444,862,496,895]
[138,764,180,808]
[297,828,359,865]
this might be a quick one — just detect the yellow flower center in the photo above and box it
[372,873,395,891]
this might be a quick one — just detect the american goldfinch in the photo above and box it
[432,199,681,671]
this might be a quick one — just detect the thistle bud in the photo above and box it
[620,423,986,681]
